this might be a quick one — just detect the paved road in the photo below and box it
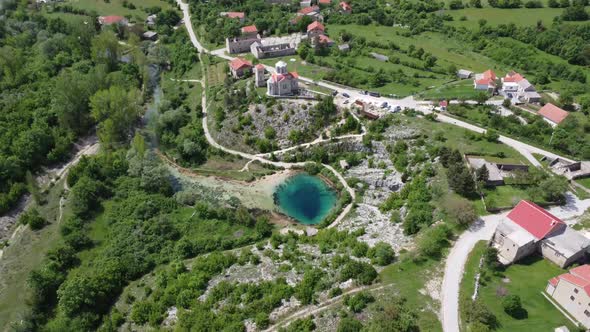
[441,193,590,332]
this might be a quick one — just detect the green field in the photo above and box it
[418,79,482,100]
[460,242,577,332]
[447,6,590,29]
[408,116,530,164]
[381,258,443,332]
[482,185,531,209]
[61,0,175,19]
[0,180,67,330]
[329,25,508,74]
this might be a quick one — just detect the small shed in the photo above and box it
[338,43,350,53]
[457,69,473,79]
[142,31,158,41]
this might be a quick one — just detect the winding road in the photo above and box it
[174,2,586,331]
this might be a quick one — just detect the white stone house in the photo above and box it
[547,265,590,328]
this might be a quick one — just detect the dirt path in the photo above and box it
[264,283,394,331]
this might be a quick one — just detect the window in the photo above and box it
[575,289,579,294]
[571,296,575,301]
[585,310,590,317]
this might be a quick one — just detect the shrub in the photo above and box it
[344,292,375,313]
[367,242,395,265]
[502,294,526,318]
[19,208,47,230]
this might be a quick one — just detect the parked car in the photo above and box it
[389,105,401,113]
[369,91,381,97]
[332,91,338,96]
[381,102,388,108]
[343,100,349,104]
[342,93,350,98]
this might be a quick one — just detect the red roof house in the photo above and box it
[482,69,497,80]
[493,200,590,268]
[298,5,320,15]
[538,103,569,126]
[223,12,246,21]
[506,200,565,240]
[439,100,448,110]
[241,25,258,35]
[546,264,590,326]
[503,71,525,83]
[319,0,332,5]
[307,21,325,33]
[98,15,128,26]
[229,58,253,78]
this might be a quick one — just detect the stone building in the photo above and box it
[267,61,299,96]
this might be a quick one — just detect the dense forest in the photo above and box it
[0,1,147,214]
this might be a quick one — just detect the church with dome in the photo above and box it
[266,61,299,96]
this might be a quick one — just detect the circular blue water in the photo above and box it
[274,173,338,225]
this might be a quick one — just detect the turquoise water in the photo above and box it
[274,173,338,225]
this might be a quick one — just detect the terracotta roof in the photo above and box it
[299,5,319,15]
[99,16,126,25]
[503,72,524,83]
[482,69,496,80]
[225,12,245,19]
[229,57,252,71]
[475,78,496,86]
[255,64,265,70]
[439,100,448,107]
[340,1,351,10]
[507,200,565,240]
[270,72,298,83]
[307,21,325,32]
[319,0,331,3]
[318,34,333,44]
[241,25,258,34]
[538,103,569,125]
[552,265,590,296]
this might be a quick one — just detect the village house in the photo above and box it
[457,69,473,79]
[241,25,258,37]
[267,61,299,96]
[142,31,158,41]
[98,15,128,26]
[538,103,569,127]
[297,5,322,21]
[491,200,590,268]
[255,64,266,87]
[501,71,541,103]
[319,0,332,6]
[145,14,157,28]
[438,100,448,111]
[466,156,529,186]
[339,1,352,14]
[307,21,325,39]
[473,69,497,93]
[220,12,246,24]
[300,0,312,7]
[250,41,296,59]
[517,79,541,103]
[226,25,260,54]
[229,58,253,79]
[547,158,590,180]
[546,265,590,328]
[226,35,261,54]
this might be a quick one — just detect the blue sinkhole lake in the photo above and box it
[273,173,338,225]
